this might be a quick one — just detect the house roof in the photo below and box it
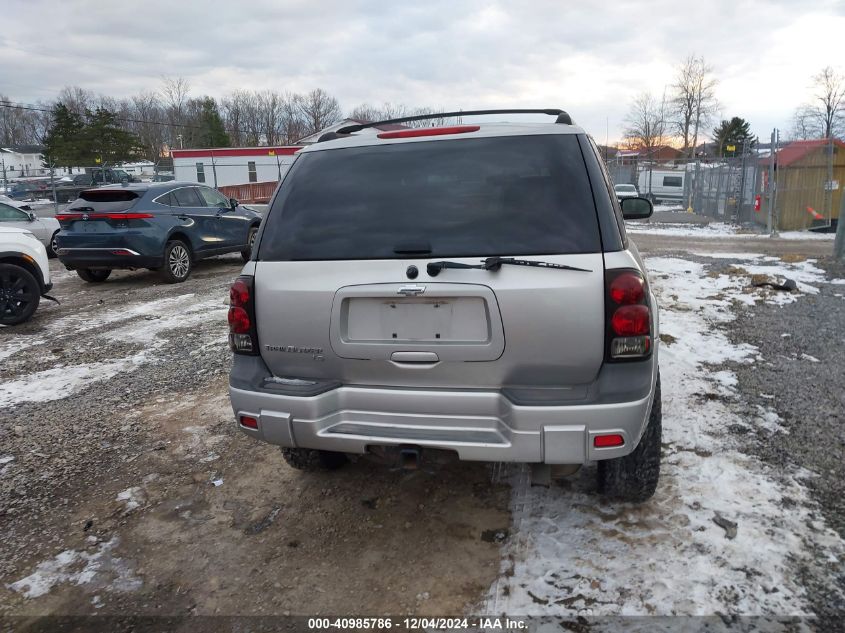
[0,145,45,154]
[772,139,845,167]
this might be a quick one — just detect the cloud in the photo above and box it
[1,0,842,142]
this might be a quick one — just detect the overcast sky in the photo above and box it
[2,0,843,143]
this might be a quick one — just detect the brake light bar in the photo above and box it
[377,125,481,139]
[55,213,153,220]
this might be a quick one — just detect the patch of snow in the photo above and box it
[0,455,14,465]
[0,353,147,409]
[116,486,145,512]
[627,222,752,238]
[488,254,844,616]
[0,289,228,409]
[776,230,836,241]
[754,405,788,434]
[8,538,141,599]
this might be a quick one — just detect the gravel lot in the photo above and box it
[1,235,843,623]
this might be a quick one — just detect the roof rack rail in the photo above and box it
[334,109,573,135]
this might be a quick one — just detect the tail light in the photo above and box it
[229,275,259,355]
[605,270,651,361]
[55,213,153,221]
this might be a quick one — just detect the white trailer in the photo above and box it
[637,168,686,203]
[171,146,301,187]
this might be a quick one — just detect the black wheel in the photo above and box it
[597,375,661,503]
[77,268,111,283]
[0,263,41,326]
[280,447,348,472]
[48,231,59,258]
[241,226,258,262]
[160,240,192,283]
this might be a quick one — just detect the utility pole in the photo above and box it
[49,159,58,214]
[766,129,777,236]
[210,150,218,188]
[835,189,845,260]
[0,156,6,192]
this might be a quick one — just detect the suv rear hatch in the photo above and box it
[57,189,149,234]
[254,132,606,391]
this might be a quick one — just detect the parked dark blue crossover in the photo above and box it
[55,182,262,283]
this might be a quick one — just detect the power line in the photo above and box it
[0,99,303,140]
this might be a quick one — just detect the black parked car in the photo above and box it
[55,182,262,283]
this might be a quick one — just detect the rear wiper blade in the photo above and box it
[427,257,591,276]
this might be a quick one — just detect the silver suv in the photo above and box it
[228,109,661,502]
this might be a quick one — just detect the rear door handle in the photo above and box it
[390,351,440,363]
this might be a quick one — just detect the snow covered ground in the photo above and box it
[0,291,227,408]
[487,254,845,617]
[626,221,836,240]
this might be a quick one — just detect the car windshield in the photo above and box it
[259,134,601,261]
[615,184,636,192]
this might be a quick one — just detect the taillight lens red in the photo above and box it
[594,434,624,448]
[228,276,258,354]
[228,306,251,333]
[230,279,250,307]
[55,213,153,221]
[611,305,650,336]
[610,273,645,304]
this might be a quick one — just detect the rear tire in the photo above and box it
[160,240,192,283]
[48,231,59,258]
[77,268,111,283]
[597,375,661,503]
[0,263,40,326]
[241,226,258,262]
[280,447,348,472]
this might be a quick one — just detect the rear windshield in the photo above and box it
[68,189,140,213]
[259,134,600,260]
[616,184,636,192]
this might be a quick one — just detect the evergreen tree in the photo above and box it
[197,97,230,147]
[81,107,142,165]
[712,117,755,156]
[41,104,85,168]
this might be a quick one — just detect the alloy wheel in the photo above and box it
[169,244,190,279]
[0,269,35,321]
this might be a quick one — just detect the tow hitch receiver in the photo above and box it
[399,446,422,470]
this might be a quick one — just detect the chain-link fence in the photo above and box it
[607,138,843,232]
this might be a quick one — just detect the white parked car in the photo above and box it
[614,183,639,200]
[0,195,61,257]
[0,226,53,325]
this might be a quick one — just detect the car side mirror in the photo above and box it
[27,212,37,222]
[229,198,239,209]
[621,197,653,220]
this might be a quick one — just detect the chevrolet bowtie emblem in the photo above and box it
[397,285,426,296]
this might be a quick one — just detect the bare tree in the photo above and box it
[0,94,35,145]
[130,92,167,161]
[624,92,668,153]
[56,86,96,118]
[671,55,718,155]
[297,89,342,137]
[160,76,191,146]
[793,66,845,139]
[347,103,453,128]
[790,106,816,141]
[280,92,307,144]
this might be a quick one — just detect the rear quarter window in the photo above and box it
[259,134,601,260]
